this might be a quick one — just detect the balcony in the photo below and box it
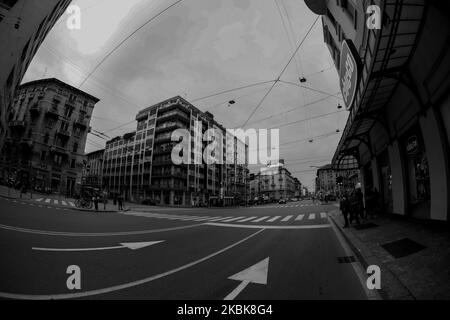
[57,129,71,139]
[46,106,59,118]
[29,103,41,115]
[8,120,26,130]
[155,121,186,133]
[53,95,62,103]
[74,118,88,129]
[50,145,68,156]
[157,110,190,123]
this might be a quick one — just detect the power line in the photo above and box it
[241,15,320,127]
[269,110,343,129]
[78,0,186,88]
[277,80,343,100]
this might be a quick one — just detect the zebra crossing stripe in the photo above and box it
[251,216,270,223]
[308,213,316,220]
[207,216,231,222]
[320,212,327,219]
[36,198,43,202]
[69,202,75,207]
[267,216,281,222]
[62,201,67,206]
[281,215,293,222]
[222,217,245,222]
[236,216,258,222]
[295,214,305,221]
[45,199,51,203]
[54,200,58,205]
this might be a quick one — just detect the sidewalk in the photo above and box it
[329,208,450,299]
[0,185,129,213]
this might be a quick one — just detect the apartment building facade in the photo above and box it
[0,78,99,196]
[305,0,450,220]
[315,164,359,195]
[249,161,302,201]
[102,96,248,206]
[81,148,104,188]
[0,0,71,150]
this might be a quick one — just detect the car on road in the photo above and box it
[278,198,287,204]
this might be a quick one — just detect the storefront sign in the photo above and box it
[340,39,362,110]
[406,135,419,155]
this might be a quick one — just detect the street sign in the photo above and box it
[340,39,362,110]
[406,135,419,155]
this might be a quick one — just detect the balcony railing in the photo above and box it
[46,106,59,118]
[57,129,71,139]
[74,118,88,128]
[8,120,26,129]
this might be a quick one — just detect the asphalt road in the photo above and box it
[0,197,369,300]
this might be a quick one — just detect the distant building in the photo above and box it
[0,0,71,150]
[102,96,248,206]
[0,78,99,196]
[249,161,301,201]
[81,149,104,189]
[315,164,359,196]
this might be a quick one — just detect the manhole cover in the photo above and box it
[337,256,356,264]
[381,238,426,258]
[354,222,379,230]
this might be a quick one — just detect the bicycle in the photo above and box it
[75,197,93,209]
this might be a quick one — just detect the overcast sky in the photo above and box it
[23,0,348,191]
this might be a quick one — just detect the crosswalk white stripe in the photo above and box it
[320,212,327,219]
[221,216,245,222]
[251,216,270,222]
[62,200,67,206]
[192,216,213,221]
[45,199,51,203]
[54,200,58,205]
[267,216,281,222]
[36,198,43,202]
[295,205,299,207]
[309,213,316,220]
[281,215,293,222]
[69,202,75,207]
[295,214,305,221]
[236,216,258,222]
[208,216,233,222]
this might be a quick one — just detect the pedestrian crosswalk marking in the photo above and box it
[69,202,75,207]
[222,216,245,222]
[320,212,327,219]
[45,199,51,203]
[295,214,305,221]
[267,216,281,222]
[207,216,231,222]
[62,200,67,206]
[54,200,58,205]
[236,216,258,222]
[281,215,293,222]
[251,216,270,222]
[36,198,43,202]
[308,213,316,220]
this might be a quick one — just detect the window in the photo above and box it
[44,133,49,144]
[40,151,46,161]
[54,154,63,166]
[70,159,76,168]
[341,0,357,29]
[73,143,78,153]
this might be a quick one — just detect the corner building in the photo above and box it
[305,0,450,220]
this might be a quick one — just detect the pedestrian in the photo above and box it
[93,195,99,211]
[349,190,360,225]
[355,188,365,222]
[340,192,351,228]
[118,194,124,211]
[113,193,117,205]
[103,192,107,210]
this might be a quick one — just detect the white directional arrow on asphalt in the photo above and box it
[224,257,269,300]
[32,241,164,252]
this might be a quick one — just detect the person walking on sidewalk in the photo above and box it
[93,195,99,211]
[118,194,124,211]
[354,188,365,223]
[340,192,351,228]
[349,190,360,225]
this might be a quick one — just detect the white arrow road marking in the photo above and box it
[32,241,164,252]
[0,229,265,300]
[224,257,269,300]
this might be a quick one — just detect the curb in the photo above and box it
[72,208,131,213]
[328,210,415,300]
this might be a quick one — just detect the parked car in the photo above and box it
[278,198,287,204]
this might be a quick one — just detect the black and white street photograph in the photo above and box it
[1,0,450,308]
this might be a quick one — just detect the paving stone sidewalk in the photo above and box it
[329,209,450,300]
